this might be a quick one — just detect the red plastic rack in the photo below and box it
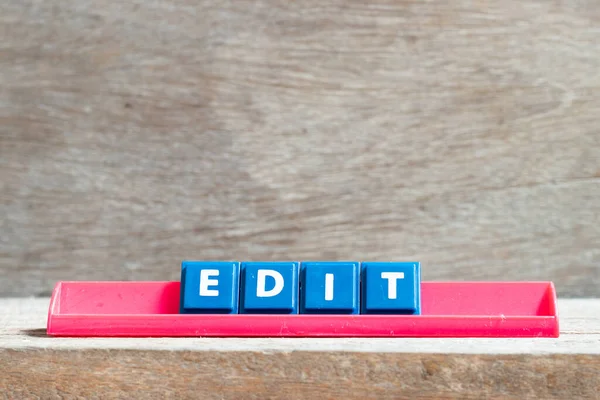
[46,280,559,338]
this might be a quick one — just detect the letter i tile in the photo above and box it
[300,261,360,314]
[240,262,299,314]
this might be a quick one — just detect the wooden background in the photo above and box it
[1,0,599,298]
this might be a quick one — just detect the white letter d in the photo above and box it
[256,270,284,297]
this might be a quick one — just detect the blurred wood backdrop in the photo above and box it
[1,0,599,298]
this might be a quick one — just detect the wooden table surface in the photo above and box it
[1,297,599,399]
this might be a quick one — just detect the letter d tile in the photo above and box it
[240,262,299,314]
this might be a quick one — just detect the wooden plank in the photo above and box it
[1,0,600,298]
[1,298,600,399]
[1,350,599,400]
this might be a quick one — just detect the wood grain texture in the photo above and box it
[1,298,600,399]
[1,0,599,297]
[2,350,599,400]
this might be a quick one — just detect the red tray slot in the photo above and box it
[46,281,559,338]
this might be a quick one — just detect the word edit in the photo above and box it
[180,261,421,315]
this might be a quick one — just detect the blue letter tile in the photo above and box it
[180,261,240,314]
[300,261,360,314]
[240,262,299,314]
[361,262,421,314]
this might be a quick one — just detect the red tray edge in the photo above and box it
[46,281,559,338]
